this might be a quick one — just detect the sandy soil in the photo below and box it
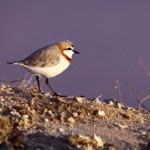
[0,85,149,150]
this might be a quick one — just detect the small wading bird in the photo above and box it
[7,40,79,96]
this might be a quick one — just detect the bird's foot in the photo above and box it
[52,91,67,97]
[38,89,45,95]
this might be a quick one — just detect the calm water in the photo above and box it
[0,1,150,108]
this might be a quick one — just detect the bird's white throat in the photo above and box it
[63,50,74,59]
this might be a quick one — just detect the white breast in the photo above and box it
[20,55,70,78]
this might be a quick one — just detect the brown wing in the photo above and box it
[18,45,60,67]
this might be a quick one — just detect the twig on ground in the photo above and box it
[139,94,150,109]
[0,73,36,89]
[127,83,149,110]
[137,57,150,78]
[0,78,24,84]
[114,80,122,103]
[19,73,36,89]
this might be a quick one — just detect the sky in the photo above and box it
[0,1,150,108]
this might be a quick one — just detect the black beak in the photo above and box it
[73,50,80,54]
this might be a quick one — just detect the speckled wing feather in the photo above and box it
[18,45,60,67]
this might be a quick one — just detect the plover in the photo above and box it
[7,40,79,96]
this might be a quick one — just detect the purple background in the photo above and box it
[0,1,150,107]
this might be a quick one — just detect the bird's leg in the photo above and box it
[36,76,42,93]
[45,78,59,96]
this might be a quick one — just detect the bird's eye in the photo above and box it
[67,47,72,50]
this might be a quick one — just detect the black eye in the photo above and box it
[67,47,72,50]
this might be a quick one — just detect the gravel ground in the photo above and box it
[0,85,150,150]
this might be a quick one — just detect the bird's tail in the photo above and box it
[7,61,19,65]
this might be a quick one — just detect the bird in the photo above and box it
[7,40,79,96]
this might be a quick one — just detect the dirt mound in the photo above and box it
[0,85,149,149]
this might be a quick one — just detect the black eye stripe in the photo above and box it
[67,47,72,50]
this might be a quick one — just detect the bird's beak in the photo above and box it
[73,50,80,54]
